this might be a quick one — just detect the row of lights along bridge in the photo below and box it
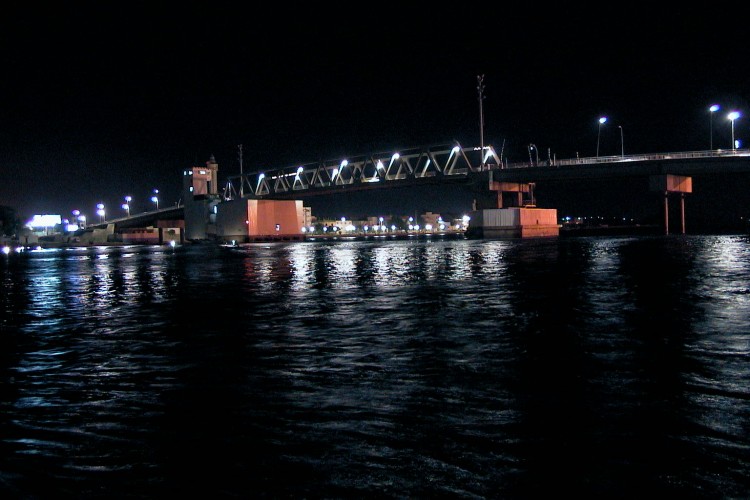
[67,189,160,229]
[592,105,741,160]
[119,189,160,218]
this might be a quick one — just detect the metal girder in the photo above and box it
[222,143,500,199]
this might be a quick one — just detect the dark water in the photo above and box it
[1,235,749,499]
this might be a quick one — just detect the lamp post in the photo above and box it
[151,189,159,210]
[122,196,132,217]
[528,144,539,166]
[728,111,740,150]
[709,104,720,150]
[96,203,105,223]
[618,125,624,157]
[72,210,80,229]
[597,116,607,157]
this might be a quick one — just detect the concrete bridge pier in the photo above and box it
[650,174,692,235]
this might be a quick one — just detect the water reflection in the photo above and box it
[1,238,749,497]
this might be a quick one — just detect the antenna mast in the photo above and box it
[238,144,244,197]
[477,75,486,170]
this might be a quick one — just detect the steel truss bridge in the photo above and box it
[221,143,502,200]
[221,143,750,200]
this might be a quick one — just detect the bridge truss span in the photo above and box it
[222,143,501,199]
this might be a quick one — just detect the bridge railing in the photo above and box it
[502,148,750,169]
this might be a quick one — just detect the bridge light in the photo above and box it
[377,160,384,170]
[331,168,339,180]
[340,159,348,168]
[728,111,741,150]
[296,166,303,175]
[709,104,720,150]
[392,153,400,160]
[597,117,607,157]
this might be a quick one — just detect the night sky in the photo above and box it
[2,4,748,223]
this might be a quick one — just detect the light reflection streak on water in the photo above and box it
[682,236,750,452]
[289,243,313,292]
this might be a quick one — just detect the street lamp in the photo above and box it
[72,210,81,229]
[596,116,607,157]
[728,111,740,150]
[151,189,159,210]
[96,203,105,223]
[528,144,539,166]
[618,125,624,157]
[123,196,132,217]
[709,104,720,150]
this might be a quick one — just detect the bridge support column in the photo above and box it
[650,175,692,236]
[680,193,686,234]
